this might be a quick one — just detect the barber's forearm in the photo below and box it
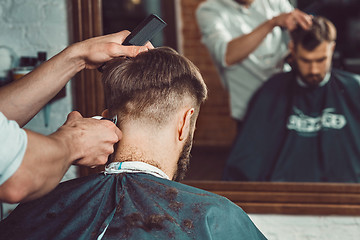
[0,130,73,203]
[0,111,121,203]
[0,30,150,126]
[225,19,276,66]
[0,47,83,127]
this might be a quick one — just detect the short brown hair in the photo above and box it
[290,16,337,51]
[102,47,207,127]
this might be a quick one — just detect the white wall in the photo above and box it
[0,0,72,135]
[0,0,76,179]
[0,0,76,217]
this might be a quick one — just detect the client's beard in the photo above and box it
[300,73,323,88]
[293,62,325,88]
[172,134,193,182]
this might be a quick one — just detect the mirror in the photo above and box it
[184,0,360,182]
[71,0,360,215]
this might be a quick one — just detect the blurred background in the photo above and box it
[1,1,360,238]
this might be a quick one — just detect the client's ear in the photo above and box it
[101,109,110,118]
[178,108,194,141]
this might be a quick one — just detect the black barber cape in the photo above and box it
[223,69,360,182]
[0,172,266,240]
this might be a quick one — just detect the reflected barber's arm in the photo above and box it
[0,111,121,203]
[196,5,271,66]
[225,19,281,66]
[226,9,311,66]
[0,30,152,127]
[196,3,311,67]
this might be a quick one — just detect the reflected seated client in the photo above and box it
[223,16,360,182]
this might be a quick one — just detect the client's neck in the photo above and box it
[112,122,180,179]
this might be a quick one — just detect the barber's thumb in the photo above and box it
[113,126,123,141]
[65,111,82,124]
[128,45,149,57]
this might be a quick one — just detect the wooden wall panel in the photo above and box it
[182,181,360,215]
[72,0,104,118]
[180,0,237,146]
[71,0,104,177]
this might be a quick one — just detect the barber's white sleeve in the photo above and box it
[0,112,27,185]
[276,0,294,13]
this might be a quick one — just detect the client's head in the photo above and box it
[290,16,337,87]
[102,47,207,181]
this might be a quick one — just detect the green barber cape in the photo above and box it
[0,173,266,239]
[223,69,360,182]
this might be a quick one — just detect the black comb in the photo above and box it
[98,14,167,72]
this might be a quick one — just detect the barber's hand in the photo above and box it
[273,9,312,31]
[69,30,154,70]
[53,111,122,167]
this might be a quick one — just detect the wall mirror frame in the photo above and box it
[70,0,360,216]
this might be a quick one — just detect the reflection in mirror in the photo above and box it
[190,0,360,183]
[298,0,360,69]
